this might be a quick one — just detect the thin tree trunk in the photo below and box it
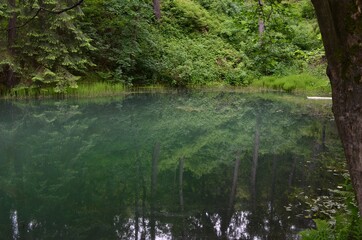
[135,157,141,240]
[270,156,277,215]
[321,121,326,151]
[179,157,184,212]
[221,151,242,238]
[251,116,261,206]
[153,0,161,21]
[312,0,362,215]
[178,157,186,239]
[288,157,297,188]
[228,151,241,216]
[150,142,160,240]
[151,142,160,196]
[141,178,146,240]
[258,0,265,36]
[267,155,277,238]
[135,197,139,240]
[6,0,17,88]
[7,0,16,52]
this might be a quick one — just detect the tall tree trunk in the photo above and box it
[270,156,277,215]
[7,0,16,52]
[221,151,242,238]
[267,155,277,238]
[153,0,161,21]
[321,121,326,151]
[312,0,362,215]
[251,116,260,202]
[178,157,186,239]
[288,157,297,188]
[251,115,261,207]
[135,156,142,240]
[6,0,17,88]
[258,0,265,36]
[228,151,241,215]
[179,157,184,212]
[150,142,160,240]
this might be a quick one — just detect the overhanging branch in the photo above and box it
[41,0,84,14]
[3,0,84,31]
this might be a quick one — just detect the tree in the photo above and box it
[0,0,93,92]
[312,0,362,215]
[153,0,161,20]
[6,0,16,88]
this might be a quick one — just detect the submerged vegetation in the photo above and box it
[0,0,328,97]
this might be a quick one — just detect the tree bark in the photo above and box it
[6,0,17,88]
[7,0,16,51]
[178,157,186,239]
[288,157,297,188]
[258,0,265,36]
[312,0,362,215]
[228,151,241,216]
[150,142,160,240]
[153,0,161,21]
[251,115,261,207]
[179,157,184,212]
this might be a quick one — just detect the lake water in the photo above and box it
[0,91,344,239]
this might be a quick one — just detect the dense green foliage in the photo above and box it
[0,0,94,93]
[0,0,327,93]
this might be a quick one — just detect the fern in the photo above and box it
[300,219,334,240]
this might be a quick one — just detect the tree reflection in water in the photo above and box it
[0,92,343,239]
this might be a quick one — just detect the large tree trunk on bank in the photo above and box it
[312,0,362,215]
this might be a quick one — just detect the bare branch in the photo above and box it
[15,8,42,30]
[41,0,84,14]
[2,0,84,31]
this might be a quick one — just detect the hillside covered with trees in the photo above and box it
[0,0,327,94]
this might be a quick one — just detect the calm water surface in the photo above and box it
[0,91,344,239]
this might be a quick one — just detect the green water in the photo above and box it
[0,91,344,239]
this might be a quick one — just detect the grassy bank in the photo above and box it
[250,73,330,94]
[1,82,127,100]
[0,72,331,100]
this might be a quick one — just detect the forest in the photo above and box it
[0,0,329,95]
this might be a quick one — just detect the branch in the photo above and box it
[15,8,42,30]
[41,0,84,14]
[2,0,84,31]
